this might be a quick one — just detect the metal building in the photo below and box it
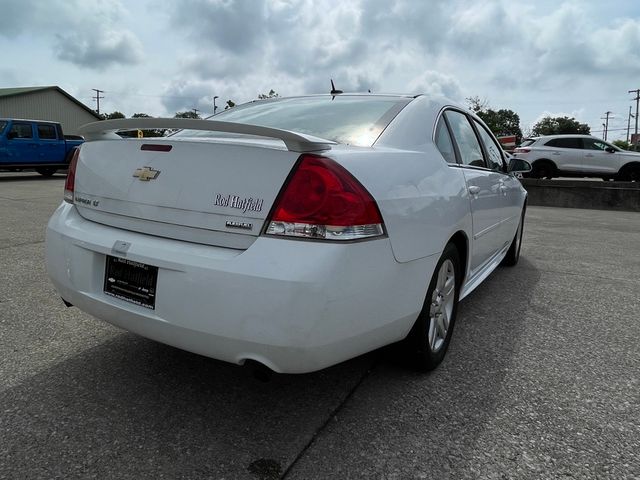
[0,86,101,135]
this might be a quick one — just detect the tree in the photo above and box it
[225,100,236,110]
[466,96,489,114]
[103,111,125,120]
[174,111,201,119]
[531,116,590,136]
[612,140,631,150]
[466,96,523,141]
[132,113,151,118]
[257,89,279,99]
[478,109,523,140]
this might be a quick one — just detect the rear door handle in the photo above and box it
[468,185,480,195]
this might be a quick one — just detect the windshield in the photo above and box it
[0,121,7,135]
[173,96,410,147]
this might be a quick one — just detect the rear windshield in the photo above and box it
[173,96,411,147]
[519,139,535,147]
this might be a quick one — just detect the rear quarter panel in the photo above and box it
[331,146,472,264]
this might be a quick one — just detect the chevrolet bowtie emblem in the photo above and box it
[133,166,160,181]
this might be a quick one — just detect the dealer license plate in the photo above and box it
[104,255,158,309]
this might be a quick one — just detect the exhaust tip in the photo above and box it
[243,359,273,382]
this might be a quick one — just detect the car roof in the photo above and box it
[532,134,595,139]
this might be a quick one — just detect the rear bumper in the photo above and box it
[46,204,435,373]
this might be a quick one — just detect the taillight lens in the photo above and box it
[514,147,531,154]
[64,148,80,203]
[265,155,384,241]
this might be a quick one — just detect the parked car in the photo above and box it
[45,94,531,374]
[513,134,640,181]
[0,118,84,176]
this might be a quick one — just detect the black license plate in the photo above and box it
[104,255,158,309]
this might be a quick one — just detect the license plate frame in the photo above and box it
[104,255,158,310]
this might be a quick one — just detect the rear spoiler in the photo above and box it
[78,118,335,153]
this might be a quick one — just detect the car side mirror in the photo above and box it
[605,147,616,153]
[508,158,532,173]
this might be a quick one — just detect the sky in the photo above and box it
[2,0,640,140]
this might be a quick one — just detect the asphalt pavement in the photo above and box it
[0,172,638,479]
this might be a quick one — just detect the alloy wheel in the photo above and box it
[428,259,456,352]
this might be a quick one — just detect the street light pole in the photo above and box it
[213,96,219,115]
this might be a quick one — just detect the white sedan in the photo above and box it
[45,94,530,373]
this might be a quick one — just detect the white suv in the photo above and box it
[513,134,640,181]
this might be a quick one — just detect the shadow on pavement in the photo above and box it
[0,329,373,480]
[285,257,542,479]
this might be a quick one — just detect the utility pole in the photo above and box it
[627,106,634,143]
[601,111,612,140]
[92,88,104,116]
[629,89,640,136]
[192,108,200,117]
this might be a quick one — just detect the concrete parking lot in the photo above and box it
[1,172,638,480]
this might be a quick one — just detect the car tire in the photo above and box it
[616,164,640,182]
[531,160,555,179]
[501,206,526,267]
[403,243,461,371]
[35,167,58,177]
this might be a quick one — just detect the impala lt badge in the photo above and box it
[133,166,161,181]
[225,221,253,230]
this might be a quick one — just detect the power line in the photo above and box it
[92,88,104,115]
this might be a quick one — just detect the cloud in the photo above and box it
[173,0,269,54]
[55,30,143,70]
[0,0,143,70]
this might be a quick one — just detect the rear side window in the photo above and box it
[434,118,457,164]
[9,123,33,139]
[445,110,485,167]
[545,137,582,149]
[519,139,535,147]
[583,138,612,151]
[37,124,57,140]
[0,121,7,134]
[473,120,504,170]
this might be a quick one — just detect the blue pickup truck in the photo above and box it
[0,118,84,176]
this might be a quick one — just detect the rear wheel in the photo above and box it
[617,164,640,182]
[35,167,57,177]
[531,161,555,179]
[403,243,460,371]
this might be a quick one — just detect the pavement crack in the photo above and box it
[0,240,45,250]
[519,265,637,285]
[280,355,379,479]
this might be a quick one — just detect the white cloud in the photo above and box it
[0,0,143,70]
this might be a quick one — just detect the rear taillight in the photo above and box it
[64,148,80,203]
[514,147,531,154]
[265,155,384,241]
